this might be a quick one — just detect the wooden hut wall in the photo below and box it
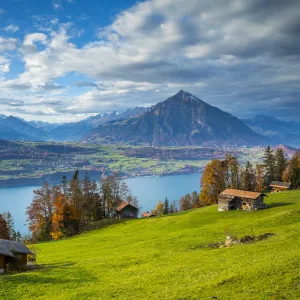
[0,255,5,270]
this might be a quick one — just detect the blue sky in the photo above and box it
[0,0,300,122]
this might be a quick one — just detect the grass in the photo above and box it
[1,191,300,299]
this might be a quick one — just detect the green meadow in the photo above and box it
[1,191,300,299]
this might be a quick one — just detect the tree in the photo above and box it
[2,211,15,240]
[191,191,200,208]
[169,200,178,214]
[274,148,287,181]
[27,182,54,241]
[263,146,275,185]
[289,156,300,188]
[50,193,65,240]
[228,157,240,189]
[0,214,10,240]
[179,194,193,211]
[200,160,225,205]
[241,161,256,191]
[69,170,83,233]
[152,201,164,216]
[255,164,265,192]
[163,197,170,215]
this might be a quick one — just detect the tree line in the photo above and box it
[0,212,22,241]
[150,190,201,216]
[199,146,300,205]
[148,147,300,215]
[26,171,139,241]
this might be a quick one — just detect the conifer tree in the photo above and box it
[263,146,275,185]
[241,161,256,191]
[0,214,10,240]
[274,148,287,181]
[228,157,240,189]
[163,197,170,215]
[2,211,16,240]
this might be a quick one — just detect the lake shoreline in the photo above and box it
[0,172,203,233]
[0,169,203,189]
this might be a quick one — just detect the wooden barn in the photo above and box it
[270,181,291,192]
[218,189,266,211]
[115,201,138,219]
[0,239,32,274]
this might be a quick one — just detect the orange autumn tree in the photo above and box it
[200,160,226,205]
[50,193,81,240]
[50,195,65,240]
[26,182,55,241]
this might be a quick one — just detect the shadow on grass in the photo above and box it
[80,218,129,232]
[267,202,295,208]
[1,262,97,285]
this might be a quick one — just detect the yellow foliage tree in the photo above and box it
[200,160,225,205]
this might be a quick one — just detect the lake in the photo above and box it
[0,173,202,234]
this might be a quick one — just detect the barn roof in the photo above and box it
[0,239,33,257]
[0,245,15,258]
[115,201,138,212]
[219,189,263,200]
[270,181,291,189]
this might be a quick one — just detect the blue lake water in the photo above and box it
[0,173,202,234]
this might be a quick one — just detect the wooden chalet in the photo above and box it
[0,239,32,274]
[218,189,266,211]
[141,212,155,218]
[115,201,138,219]
[270,181,291,192]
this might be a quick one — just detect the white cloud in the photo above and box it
[1,0,300,121]
[4,24,19,33]
[0,37,17,52]
[0,8,6,15]
[52,0,63,10]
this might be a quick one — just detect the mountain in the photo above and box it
[48,106,148,142]
[27,120,62,132]
[272,144,297,158]
[242,115,300,147]
[0,116,47,141]
[0,125,33,140]
[82,90,268,146]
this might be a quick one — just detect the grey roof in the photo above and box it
[270,181,291,188]
[0,245,15,258]
[0,239,33,257]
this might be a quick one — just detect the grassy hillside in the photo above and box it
[1,191,300,299]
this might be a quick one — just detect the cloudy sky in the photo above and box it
[0,0,299,122]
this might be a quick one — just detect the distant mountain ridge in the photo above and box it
[0,116,47,141]
[1,93,299,147]
[82,90,268,146]
[0,107,148,142]
[242,115,300,147]
[48,106,148,141]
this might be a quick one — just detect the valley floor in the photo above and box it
[1,191,300,299]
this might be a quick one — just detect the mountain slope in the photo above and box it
[0,116,47,141]
[49,107,147,142]
[1,191,300,299]
[83,90,268,146]
[242,115,300,147]
[0,125,32,140]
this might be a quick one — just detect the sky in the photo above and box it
[0,0,299,123]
